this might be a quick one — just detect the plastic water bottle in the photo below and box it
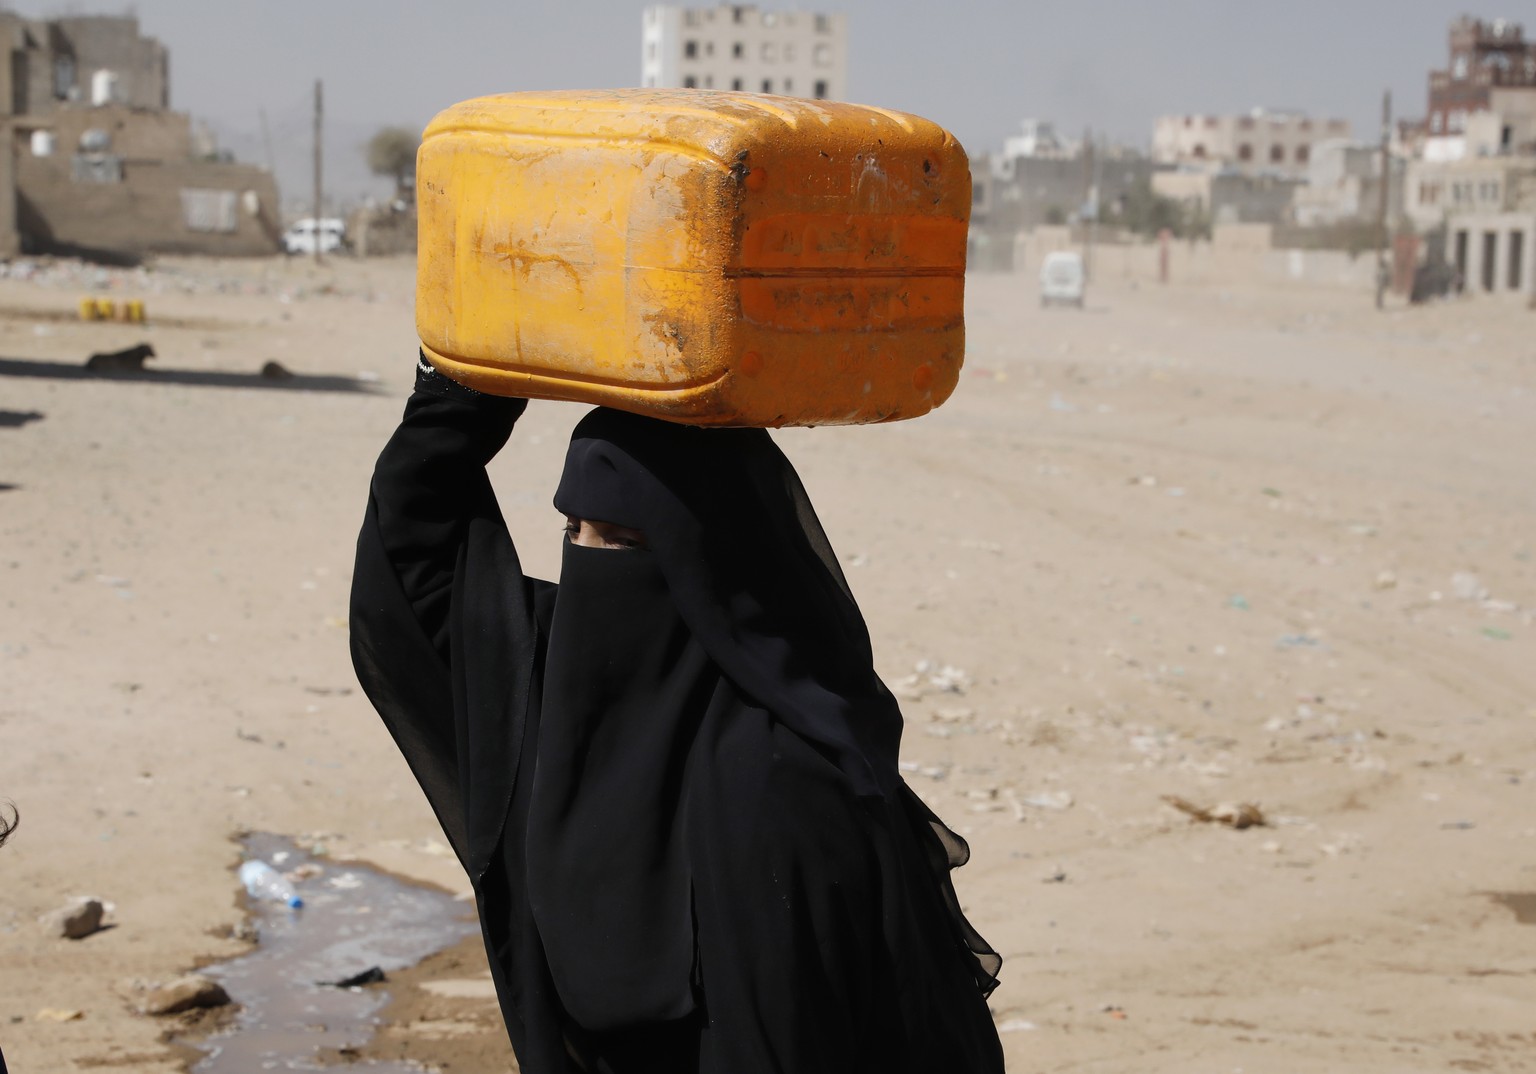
[239,860,303,909]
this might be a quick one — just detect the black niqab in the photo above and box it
[351,366,1002,1074]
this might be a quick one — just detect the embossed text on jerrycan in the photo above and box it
[415,89,970,427]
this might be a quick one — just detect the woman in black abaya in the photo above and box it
[350,356,1004,1073]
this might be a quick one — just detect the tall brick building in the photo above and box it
[1426,16,1536,137]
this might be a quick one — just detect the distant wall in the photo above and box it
[1006,225,1380,289]
[17,153,281,260]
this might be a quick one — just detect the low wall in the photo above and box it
[1007,229,1378,290]
[17,154,281,261]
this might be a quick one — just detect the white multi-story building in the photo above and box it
[641,4,847,101]
[1152,109,1351,178]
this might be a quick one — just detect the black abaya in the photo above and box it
[350,357,1004,1074]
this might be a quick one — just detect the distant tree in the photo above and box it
[1114,179,1208,240]
[366,126,419,199]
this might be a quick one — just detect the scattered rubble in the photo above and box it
[44,897,106,940]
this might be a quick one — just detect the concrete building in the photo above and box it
[1445,212,1535,295]
[1290,139,1406,228]
[1152,169,1302,227]
[1152,109,1351,178]
[640,4,847,99]
[970,138,1162,271]
[0,12,279,261]
[1404,154,1536,231]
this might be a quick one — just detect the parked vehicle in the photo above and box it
[283,217,347,255]
[1039,250,1086,308]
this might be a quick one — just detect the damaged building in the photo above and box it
[0,12,280,262]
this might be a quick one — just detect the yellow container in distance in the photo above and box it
[415,89,970,427]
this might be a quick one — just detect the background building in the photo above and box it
[1152,109,1351,178]
[0,12,280,261]
[641,4,847,100]
[1425,16,1536,149]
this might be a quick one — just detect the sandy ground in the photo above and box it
[1,255,1534,1073]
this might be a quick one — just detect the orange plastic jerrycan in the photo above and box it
[415,89,970,427]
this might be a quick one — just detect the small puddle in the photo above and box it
[192,833,478,1072]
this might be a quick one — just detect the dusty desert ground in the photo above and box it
[1,254,1534,1073]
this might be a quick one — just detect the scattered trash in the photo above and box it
[138,974,231,1016]
[1482,627,1512,641]
[36,1008,84,1022]
[1102,1005,1128,1020]
[322,966,387,989]
[1275,634,1322,649]
[1227,594,1250,611]
[1016,790,1075,811]
[1048,392,1078,413]
[1440,820,1477,831]
[1374,571,1398,590]
[1451,572,1489,602]
[997,1017,1038,1032]
[1261,487,1282,498]
[1040,867,1068,884]
[45,897,105,940]
[239,860,303,909]
[1162,795,1266,829]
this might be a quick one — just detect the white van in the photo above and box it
[1039,250,1086,308]
[283,217,347,255]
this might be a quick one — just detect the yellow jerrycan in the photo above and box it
[415,89,970,427]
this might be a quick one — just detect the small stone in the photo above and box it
[47,898,105,940]
[140,974,231,1016]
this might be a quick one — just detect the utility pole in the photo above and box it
[1375,89,1391,309]
[259,107,276,176]
[1081,126,1095,282]
[313,79,324,265]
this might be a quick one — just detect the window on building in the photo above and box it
[762,42,778,61]
[684,75,697,88]
[1430,112,1443,133]
[732,6,745,23]
[1450,110,1467,132]
[814,43,832,65]
[647,42,657,61]
[1510,230,1524,290]
[1269,144,1284,163]
[762,78,773,93]
[1296,144,1310,164]
[783,78,793,93]
[1204,116,1217,128]
[1184,116,1193,128]
[733,78,743,91]
[684,40,698,58]
[1192,144,1207,158]
[685,10,699,26]
[814,79,828,98]
[704,75,714,88]
[815,14,831,32]
[53,55,75,99]
[1238,116,1255,131]
[1238,143,1253,161]
[733,42,744,58]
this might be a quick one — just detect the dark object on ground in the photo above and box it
[1410,262,1459,304]
[139,974,232,1016]
[323,966,387,988]
[0,410,43,428]
[260,360,295,380]
[86,343,156,373]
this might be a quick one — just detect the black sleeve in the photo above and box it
[367,354,528,656]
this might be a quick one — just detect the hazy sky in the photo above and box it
[37,0,1488,201]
